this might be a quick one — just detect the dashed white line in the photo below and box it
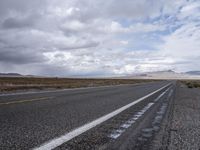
[109,87,169,139]
[33,83,171,150]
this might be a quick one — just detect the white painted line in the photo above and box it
[109,87,170,139]
[154,86,170,102]
[33,83,171,150]
[110,102,155,139]
[127,120,136,124]
[121,124,131,129]
[109,129,126,139]
[168,89,174,97]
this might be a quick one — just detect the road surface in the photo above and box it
[0,81,175,149]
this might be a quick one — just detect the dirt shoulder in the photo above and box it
[0,77,159,93]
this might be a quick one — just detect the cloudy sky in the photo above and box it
[0,0,200,77]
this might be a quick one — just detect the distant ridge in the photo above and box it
[185,71,200,75]
[0,73,23,77]
[0,70,200,79]
[119,70,200,80]
[147,69,175,73]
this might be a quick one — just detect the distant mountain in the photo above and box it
[185,71,200,75]
[141,70,184,79]
[143,70,175,75]
[149,70,175,74]
[0,73,23,77]
[121,70,200,79]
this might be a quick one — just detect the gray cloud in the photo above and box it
[0,0,199,76]
[2,16,34,29]
[58,41,99,50]
[0,0,47,16]
[105,0,162,20]
[0,48,47,64]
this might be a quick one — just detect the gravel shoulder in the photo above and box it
[152,82,200,150]
[168,83,200,150]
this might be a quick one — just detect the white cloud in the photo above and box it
[181,2,200,12]
[0,0,200,76]
[120,40,129,45]
[161,23,200,57]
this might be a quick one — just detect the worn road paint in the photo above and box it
[33,83,171,150]
[0,97,53,106]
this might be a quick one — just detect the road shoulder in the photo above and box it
[152,82,200,150]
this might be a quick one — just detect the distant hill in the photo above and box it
[121,70,200,79]
[185,71,200,75]
[0,73,23,77]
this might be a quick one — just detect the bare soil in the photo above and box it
[0,77,158,93]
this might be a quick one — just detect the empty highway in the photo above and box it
[0,81,175,150]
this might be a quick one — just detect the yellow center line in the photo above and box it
[0,97,54,106]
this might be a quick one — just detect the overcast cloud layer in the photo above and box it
[0,0,200,77]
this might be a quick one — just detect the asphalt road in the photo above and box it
[0,81,173,149]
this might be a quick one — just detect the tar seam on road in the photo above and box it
[0,97,53,106]
[33,83,171,150]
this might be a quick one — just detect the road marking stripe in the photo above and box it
[0,97,53,106]
[109,87,170,139]
[33,83,171,150]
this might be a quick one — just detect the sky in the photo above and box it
[0,0,200,77]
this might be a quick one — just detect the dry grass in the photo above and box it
[181,80,200,88]
[0,77,158,92]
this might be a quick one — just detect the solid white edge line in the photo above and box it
[33,83,171,150]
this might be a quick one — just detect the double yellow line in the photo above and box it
[0,97,53,106]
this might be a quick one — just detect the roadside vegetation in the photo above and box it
[0,77,159,93]
[182,80,200,88]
